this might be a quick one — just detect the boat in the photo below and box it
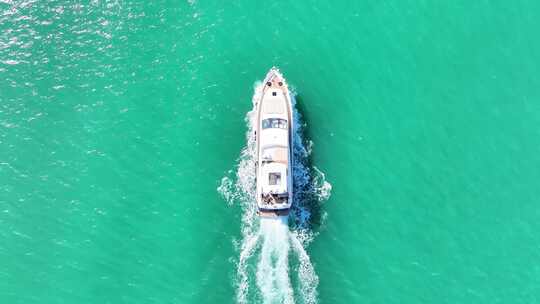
[255,67,294,217]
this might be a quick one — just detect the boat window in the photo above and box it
[269,172,281,185]
[262,118,287,130]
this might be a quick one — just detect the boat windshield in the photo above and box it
[262,118,287,130]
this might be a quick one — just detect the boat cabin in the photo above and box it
[260,150,289,205]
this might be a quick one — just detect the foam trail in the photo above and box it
[236,232,260,303]
[218,79,332,304]
[257,216,294,304]
[291,232,319,304]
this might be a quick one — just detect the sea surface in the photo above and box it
[2,1,540,303]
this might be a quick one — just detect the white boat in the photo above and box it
[255,67,294,217]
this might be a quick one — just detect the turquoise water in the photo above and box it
[2,1,540,303]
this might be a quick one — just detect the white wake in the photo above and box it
[218,80,332,304]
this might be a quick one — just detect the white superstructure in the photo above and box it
[255,68,294,217]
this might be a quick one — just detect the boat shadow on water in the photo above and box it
[290,95,328,232]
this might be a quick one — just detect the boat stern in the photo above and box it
[257,208,290,218]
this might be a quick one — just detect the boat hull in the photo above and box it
[255,68,294,215]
